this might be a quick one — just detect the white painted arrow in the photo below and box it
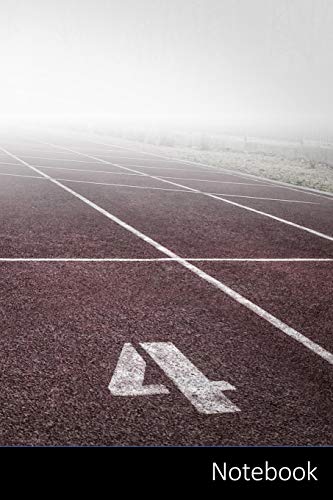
[108,343,170,396]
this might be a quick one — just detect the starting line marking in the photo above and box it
[1,144,333,365]
[109,342,239,414]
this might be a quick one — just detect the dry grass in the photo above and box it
[101,134,333,193]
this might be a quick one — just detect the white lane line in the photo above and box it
[7,149,78,156]
[160,176,272,186]
[26,155,195,170]
[110,164,213,173]
[0,162,323,205]
[16,155,106,164]
[36,165,144,176]
[0,258,332,262]
[1,144,332,365]
[185,258,333,262]
[0,258,175,262]
[57,178,190,192]
[58,177,318,204]
[36,165,271,185]
[0,172,46,180]
[82,137,333,200]
[0,161,22,166]
[208,193,317,204]
[39,141,333,242]
[96,156,179,163]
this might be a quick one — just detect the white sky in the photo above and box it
[1,0,332,134]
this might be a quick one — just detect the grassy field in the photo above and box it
[65,122,333,193]
[91,129,333,194]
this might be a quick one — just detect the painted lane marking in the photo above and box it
[57,178,318,204]
[113,163,333,241]
[0,258,175,262]
[105,164,213,172]
[35,165,277,186]
[159,176,274,186]
[40,140,333,242]
[0,169,319,204]
[94,156,182,163]
[57,178,190,192]
[108,343,169,396]
[15,155,106,164]
[0,172,46,180]
[0,161,22,166]
[208,193,318,204]
[109,342,239,414]
[1,145,333,365]
[0,258,332,262]
[35,165,145,176]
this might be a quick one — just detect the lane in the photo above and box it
[0,163,46,177]
[153,176,326,202]
[58,182,333,258]
[0,154,24,165]
[0,176,161,258]
[0,262,331,446]
[55,179,316,203]
[195,261,333,352]
[31,139,333,240]
[36,168,183,189]
[24,167,317,204]
[215,197,333,236]
[94,156,214,170]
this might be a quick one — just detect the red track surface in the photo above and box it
[0,132,332,445]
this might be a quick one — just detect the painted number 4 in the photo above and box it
[109,342,240,414]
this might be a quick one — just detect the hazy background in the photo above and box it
[1,0,333,139]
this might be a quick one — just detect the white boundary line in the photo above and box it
[104,164,215,172]
[0,258,332,262]
[1,144,332,365]
[0,172,45,180]
[39,140,333,242]
[158,175,320,190]
[13,155,106,164]
[56,178,191,193]
[0,161,22,166]
[57,177,318,204]
[0,166,324,205]
[35,165,274,186]
[35,165,145,176]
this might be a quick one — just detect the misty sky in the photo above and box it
[1,0,333,133]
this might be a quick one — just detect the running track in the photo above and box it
[0,131,332,445]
